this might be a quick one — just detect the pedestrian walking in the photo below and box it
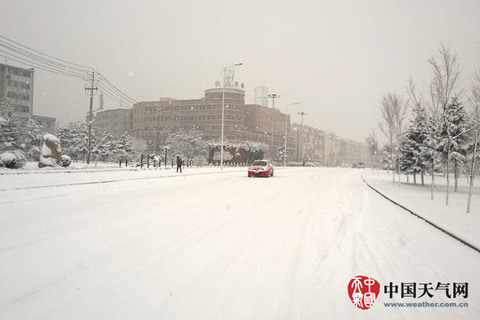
[176,155,183,173]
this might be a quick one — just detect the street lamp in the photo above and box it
[297,111,308,163]
[284,102,299,166]
[221,63,243,170]
[268,93,280,153]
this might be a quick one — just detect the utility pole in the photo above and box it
[85,71,97,164]
[297,111,307,163]
[268,93,280,154]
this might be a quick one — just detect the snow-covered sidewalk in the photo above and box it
[362,170,480,251]
[0,162,247,190]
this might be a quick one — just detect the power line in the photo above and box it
[97,84,133,107]
[0,49,87,79]
[0,35,91,72]
[0,34,137,107]
[96,71,137,104]
[0,39,90,77]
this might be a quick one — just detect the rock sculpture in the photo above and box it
[38,134,62,168]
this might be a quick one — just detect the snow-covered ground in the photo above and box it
[363,170,480,251]
[0,166,479,319]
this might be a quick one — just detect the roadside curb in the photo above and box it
[0,167,139,175]
[361,175,480,255]
[0,166,243,176]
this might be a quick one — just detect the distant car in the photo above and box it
[248,159,274,177]
[357,162,366,169]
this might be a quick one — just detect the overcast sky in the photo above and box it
[1,0,479,143]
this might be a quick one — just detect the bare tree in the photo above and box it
[378,92,408,183]
[406,78,426,110]
[427,44,461,206]
[428,44,461,114]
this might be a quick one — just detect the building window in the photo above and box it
[14,105,29,113]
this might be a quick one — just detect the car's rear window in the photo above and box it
[252,161,267,166]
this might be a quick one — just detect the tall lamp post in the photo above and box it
[284,102,299,166]
[297,111,308,163]
[268,93,280,154]
[220,63,243,170]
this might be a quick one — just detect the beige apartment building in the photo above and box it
[244,103,292,159]
[131,84,248,143]
[292,123,370,165]
[93,81,369,165]
[131,85,291,160]
[93,108,133,138]
[0,63,34,119]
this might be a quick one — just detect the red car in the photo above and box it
[248,160,274,177]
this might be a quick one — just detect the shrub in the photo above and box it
[0,150,27,169]
[61,155,72,168]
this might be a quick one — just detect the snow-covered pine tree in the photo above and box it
[398,131,415,182]
[420,114,443,200]
[0,101,20,152]
[0,115,18,152]
[0,101,30,168]
[400,107,429,184]
[56,126,73,159]
[131,136,148,159]
[96,131,116,162]
[17,118,45,160]
[437,97,469,201]
[57,122,87,162]
[119,132,135,161]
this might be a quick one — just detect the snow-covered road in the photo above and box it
[1,167,478,319]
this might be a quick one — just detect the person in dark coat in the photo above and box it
[176,155,182,173]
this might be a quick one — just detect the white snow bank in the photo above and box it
[0,150,27,169]
[363,170,480,249]
[0,151,16,163]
